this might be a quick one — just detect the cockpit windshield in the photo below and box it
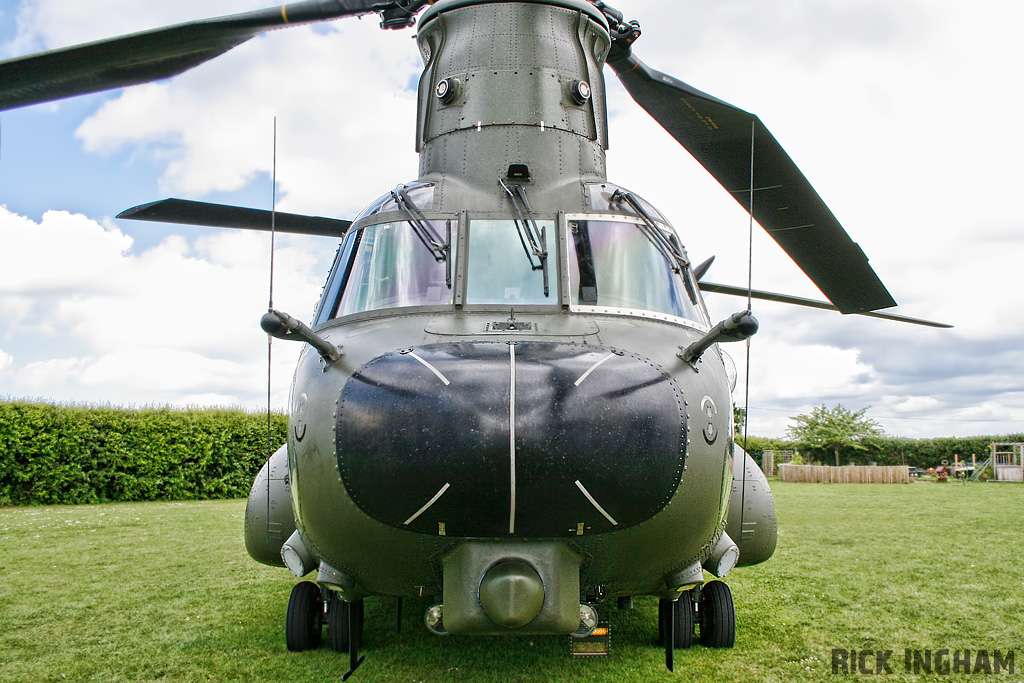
[567,218,706,324]
[325,220,455,319]
[466,219,555,305]
[315,214,705,325]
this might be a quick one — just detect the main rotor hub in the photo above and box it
[418,0,609,30]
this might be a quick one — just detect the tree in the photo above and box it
[786,404,883,467]
[733,405,746,437]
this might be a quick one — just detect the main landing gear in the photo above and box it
[283,580,735,675]
[658,581,735,671]
[285,581,365,679]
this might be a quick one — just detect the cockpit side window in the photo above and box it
[567,219,706,324]
[314,233,360,325]
[324,221,454,319]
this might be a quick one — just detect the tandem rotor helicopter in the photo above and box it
[0,0,949,676]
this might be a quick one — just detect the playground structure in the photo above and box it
[980,443,1024,482]
[762,450,795,477]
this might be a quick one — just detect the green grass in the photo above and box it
[1,482,1021,682]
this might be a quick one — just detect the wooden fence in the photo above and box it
[778,464,910,484]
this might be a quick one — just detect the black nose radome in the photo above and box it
[335,342,687,538]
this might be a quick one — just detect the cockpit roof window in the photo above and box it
[586,183,669,224]
[354,182,435,221]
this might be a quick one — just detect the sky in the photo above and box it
[0,0,1022,439]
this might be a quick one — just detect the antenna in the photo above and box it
[268,117,278,313]
[739,120,755,538]
[266,117,279,546]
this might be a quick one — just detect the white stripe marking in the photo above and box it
[509,344,517,534]
[403,483,451,526]
[574,352,617,387]
[408,351,451,386]
[575,479,619,526]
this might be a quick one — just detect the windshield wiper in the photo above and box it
[499,178,550,297]
[611,189,697,303]
[391,185,451,288]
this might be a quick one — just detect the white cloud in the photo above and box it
[15,356,91,392]
[752,344,877,403]
[884,395,942,415]
[0,207,132,293]
[73,20,421,218]
[0,206,324,408]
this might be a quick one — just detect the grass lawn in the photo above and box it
[1,481,1021,682]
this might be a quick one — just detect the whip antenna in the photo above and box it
[269,117,278,313]
[266,117,279,545]
[739,120,755,538]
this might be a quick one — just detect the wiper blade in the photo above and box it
[499,178,550,297]
[391,185,451,288]
[611,190,684,270]
[611,189,698,303]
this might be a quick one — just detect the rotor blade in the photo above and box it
[692,255,715,281]
[0,0,390,112]
[117,198,350,237]
[607,50,896,315]
[699,281,951,329]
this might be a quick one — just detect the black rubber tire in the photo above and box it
[286,581,323,652]
[327,593,350,653]
[674,591,695,649]
[328,594,365,653]
[657,593,694,648]
[699,581,736,648]
[328,593,351,652]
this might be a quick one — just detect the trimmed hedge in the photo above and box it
[3,400,1021,506]
[742,434,1024,470]
[0,401,286,506]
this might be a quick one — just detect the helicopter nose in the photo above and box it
[335,341,687,538]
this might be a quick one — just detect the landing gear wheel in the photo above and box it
[699,581,735,648]
[658,592,694,648]
[328,593,350,653]
[286,581,323,651]
[328,593,364,653]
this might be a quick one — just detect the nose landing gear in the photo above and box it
[285,581,323,651]
[284,582,366,678]
[698,580,735,648]
[658,581,735,670]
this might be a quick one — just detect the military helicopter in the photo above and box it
[0,0,949,676]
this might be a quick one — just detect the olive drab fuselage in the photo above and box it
[252,0,778,632]
[0,0,933,664]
